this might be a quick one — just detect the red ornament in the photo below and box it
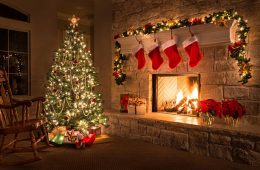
[113,71,120,78]
[74,60,78,64]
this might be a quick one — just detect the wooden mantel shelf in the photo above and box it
[117,20,234,54]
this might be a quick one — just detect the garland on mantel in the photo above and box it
[113,9,252,85]
[113,41,128,85]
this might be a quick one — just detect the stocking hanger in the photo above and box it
[135,36,141,44]
[170,29,173,39]
[188,26,194,37]
[153,32,156,42]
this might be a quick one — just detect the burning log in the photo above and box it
[175,97,187,109]
[188,98,199,110]
[164,97,187,112]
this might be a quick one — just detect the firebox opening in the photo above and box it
[152,74,200,116]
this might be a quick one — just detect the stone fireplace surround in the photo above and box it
[106,42,260,165]
[107,40,260,164]
[108,0,260,165]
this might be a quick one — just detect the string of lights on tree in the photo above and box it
[113,9,252,85]
[45,15,108,133]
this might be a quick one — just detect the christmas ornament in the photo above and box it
[161,38,181,69]
[182,36,202,67]
[133,43,146,69]
[147,41,163,70]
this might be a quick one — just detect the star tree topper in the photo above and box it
[69,15,80,27]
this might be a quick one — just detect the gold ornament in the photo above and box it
[114,54,119,61]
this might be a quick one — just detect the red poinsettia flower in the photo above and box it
[190,18,203,25]
[120,94,129,110]
[114,34,120,39]
[198,99,222,117]
[222,100,246,119]
[144,23,153,29]
[228,41,244,52]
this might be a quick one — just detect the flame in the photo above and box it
[190,85,199,109]
[191,84,199,99]
[176,90,183,104]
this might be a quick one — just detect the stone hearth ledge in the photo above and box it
[103,111,260,165]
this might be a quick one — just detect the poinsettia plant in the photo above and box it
[120,94,129,110]
[222,100,246,119]
[198,99,222,117]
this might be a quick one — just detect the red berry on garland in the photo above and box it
[113,71,120,78]
[74,60,78,64]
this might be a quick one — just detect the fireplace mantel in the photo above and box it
[117,20,234,54]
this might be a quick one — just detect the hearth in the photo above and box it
[152,74,200,116]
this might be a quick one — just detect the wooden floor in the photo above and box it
[0,136,259,170]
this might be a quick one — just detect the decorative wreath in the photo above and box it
[113,9,252,85]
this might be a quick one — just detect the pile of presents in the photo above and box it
[49,126,101,149]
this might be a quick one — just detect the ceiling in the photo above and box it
[57,0,94,26]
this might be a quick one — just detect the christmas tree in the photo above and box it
[45,15,107,134]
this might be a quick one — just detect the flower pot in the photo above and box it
[201,112,215,126]
[225,116,239,127]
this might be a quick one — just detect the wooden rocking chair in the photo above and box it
[0,68,50,165]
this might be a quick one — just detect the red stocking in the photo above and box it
[147,42,163,70]
[162,39,181,69]
[182,36,202,67]
[133,43,145,69]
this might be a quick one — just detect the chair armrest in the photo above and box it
[30,97,45,102]
[13,96,45,103]
[0,100,31,109]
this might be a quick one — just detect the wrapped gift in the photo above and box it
[51,134,65,145]
[89,126,101,136]
[136,103,146,115]
[128,105,136,114]
[63,130,80,144]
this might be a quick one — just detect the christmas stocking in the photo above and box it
[182,36,202,67]
[133,43,145,69]
[162,39,181,69]
[147,42,163,70]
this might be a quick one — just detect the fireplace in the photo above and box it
[152,74,200,116]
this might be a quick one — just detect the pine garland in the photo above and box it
[113,9,252,85]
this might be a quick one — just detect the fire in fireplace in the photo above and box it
[152,74,200,116]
